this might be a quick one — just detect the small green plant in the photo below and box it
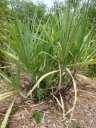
[31,110,42,124]
[50,109,60,118]
[50,109,55,115]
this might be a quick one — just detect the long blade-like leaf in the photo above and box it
[0,91,16,101]
[1,98,16,128]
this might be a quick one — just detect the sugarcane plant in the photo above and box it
[0,0,96,127]
[0,0,96,95]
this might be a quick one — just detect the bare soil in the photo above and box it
[0,77,96,128]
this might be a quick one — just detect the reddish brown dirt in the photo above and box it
[73,78,96,128]
[0,77,96,128]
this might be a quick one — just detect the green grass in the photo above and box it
[31,110,42,124]
[50,109,55,115]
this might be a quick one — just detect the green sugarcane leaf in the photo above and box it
[0,69,12,84]
[0,49,18,64]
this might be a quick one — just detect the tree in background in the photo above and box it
[8,0,47,22]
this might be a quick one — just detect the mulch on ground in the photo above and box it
[0,77,96,128]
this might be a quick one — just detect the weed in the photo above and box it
[31,110,42,124]
[50,109,55,115]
